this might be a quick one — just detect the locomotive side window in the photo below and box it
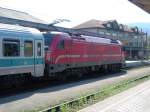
[24,41,33,57]
[3,39,20,57]
[37,42,42,56]
[57,40,64,49]
[121,46,126,51]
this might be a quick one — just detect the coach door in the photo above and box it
[34,40,44,77]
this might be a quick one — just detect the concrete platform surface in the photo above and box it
[78,78,150,112]
[126,60,150,67]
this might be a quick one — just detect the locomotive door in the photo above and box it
[65,39,72,67]
[34,39,44,77]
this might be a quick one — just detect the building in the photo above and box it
[73,19,148,60]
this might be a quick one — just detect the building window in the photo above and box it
[3,39,20,57]
[99,32,104,35]
[37,42,42,56]
[106,32,110,35]
[107,23,111,28]
[57,40,64,49]
[24,41,33,57]
[112,33,117,36]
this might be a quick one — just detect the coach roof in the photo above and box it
[0,23,43,39]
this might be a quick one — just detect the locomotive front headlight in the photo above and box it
[47,51,51,62]
[48,57,51,62]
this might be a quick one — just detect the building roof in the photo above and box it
[0,7,46,24]
[73,19,145,34]
[73,19,106,29]
[129,0,150,14]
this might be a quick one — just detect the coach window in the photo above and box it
[37,42,42,56]
[3,39,20,57]
[57,40,64,49]
[24,41,33,57]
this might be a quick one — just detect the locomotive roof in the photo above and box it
[0,23,43,39]
[81,35,122,45]
[45,31,122,45]
[46,31,69,36]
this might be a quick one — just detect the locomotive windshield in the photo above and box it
[43,33,54,50]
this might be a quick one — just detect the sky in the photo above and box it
[0,0,149,27]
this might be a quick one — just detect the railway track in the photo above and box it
[0,69,120,97]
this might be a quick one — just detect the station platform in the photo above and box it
[125,60,150,68]
[78,79,150,112]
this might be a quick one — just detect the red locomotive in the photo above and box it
[44,32,125,76]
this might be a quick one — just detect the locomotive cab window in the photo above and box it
[24,41,33,57]
[57,40,64,49]
[121,46,126,51]
[3,39,20,57]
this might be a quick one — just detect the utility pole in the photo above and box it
[145,32,149,60]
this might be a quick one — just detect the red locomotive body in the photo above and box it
[44,32,125,75]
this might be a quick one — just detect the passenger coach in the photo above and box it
[0,23,45,77]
